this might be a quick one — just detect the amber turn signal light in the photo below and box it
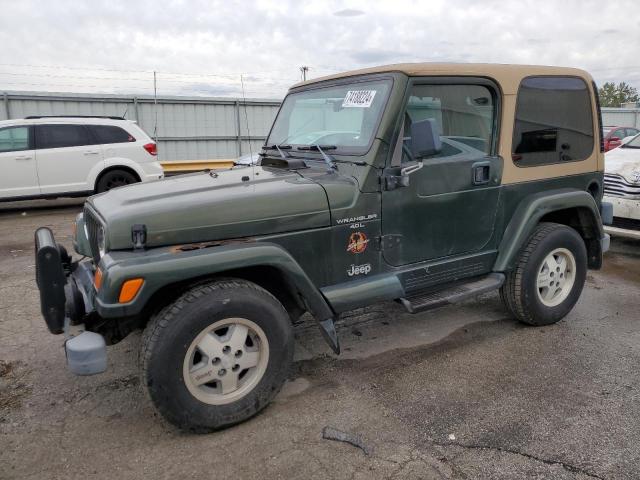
[94,267,103,291]
[119,278,144,303]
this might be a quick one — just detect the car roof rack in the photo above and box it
[24,115,126,120]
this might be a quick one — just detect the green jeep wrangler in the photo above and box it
[35,63,612,432]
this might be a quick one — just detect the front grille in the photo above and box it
[604,173,640,198]
[612,216,640,231]
[83,206,102,264]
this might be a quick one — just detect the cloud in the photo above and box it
[0,0,638,97]
[349,50,414,64]
[333,8,365,17]
[177,83,241,97]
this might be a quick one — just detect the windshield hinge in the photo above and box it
[375,234,402,251]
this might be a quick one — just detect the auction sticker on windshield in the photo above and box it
[342,90,377,108]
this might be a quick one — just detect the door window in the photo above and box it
[512,76,594,166]
[401,84,495,163]
[626,128,639,138]
[35,124,92,149]
[0,126,29,152]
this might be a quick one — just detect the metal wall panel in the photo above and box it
[601,108,640,129]
[1,91,281,160]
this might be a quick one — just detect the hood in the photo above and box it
[605,147,640,184]
[89,166,333,250]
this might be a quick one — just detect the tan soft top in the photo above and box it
[293,63,593,95]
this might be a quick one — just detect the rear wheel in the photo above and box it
[500,222,587,326]
[96,169,138,193]
[140,279,294,432]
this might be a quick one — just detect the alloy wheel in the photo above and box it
[183,318,269,405]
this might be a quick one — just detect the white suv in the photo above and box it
[0,116,164,200]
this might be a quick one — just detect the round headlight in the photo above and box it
[97,225,107,259]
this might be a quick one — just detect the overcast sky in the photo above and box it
[1,0,639,98]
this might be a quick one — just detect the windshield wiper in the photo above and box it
[297,144,368,169]
[297,145,338,172]
[263,143,292,160]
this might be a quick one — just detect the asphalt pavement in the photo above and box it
[1,199,639,479]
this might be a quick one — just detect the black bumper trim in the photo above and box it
[35,228,67,334]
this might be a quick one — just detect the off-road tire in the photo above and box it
[96,169,138,193]
[500,222,587,326]
[140,279,294,432]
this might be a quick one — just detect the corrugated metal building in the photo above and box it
[600,107,640,129]
[0,91,281,161]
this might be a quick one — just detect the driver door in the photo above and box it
[0,125,39,198]
[381,79,503,267]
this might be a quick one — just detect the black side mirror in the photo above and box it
[410,118,442,159]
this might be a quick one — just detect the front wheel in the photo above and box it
[140,279,294,432]
[500,222,587,326]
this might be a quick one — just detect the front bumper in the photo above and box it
[35,227,106,375]
[602,195,640,240]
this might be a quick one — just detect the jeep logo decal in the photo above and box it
[347,263,372,276]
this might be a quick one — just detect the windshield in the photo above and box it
[622,133,640,148]
[266,78,393,154]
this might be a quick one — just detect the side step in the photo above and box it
[398,273,505,314]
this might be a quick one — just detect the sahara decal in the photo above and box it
[336,214,378,225]
[347,263,372,277]
[347,232,369,254]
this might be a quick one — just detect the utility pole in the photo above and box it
[153,70,158,143]
[299,66,309,82]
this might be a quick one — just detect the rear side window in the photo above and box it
[0,126,29,152]
[89,125,135,144]
[512,76,594,166]
[35,124,92,149]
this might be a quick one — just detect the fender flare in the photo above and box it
[493,189,604,272]
[95,241,337,345]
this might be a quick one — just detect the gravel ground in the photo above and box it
[1,198,639,480]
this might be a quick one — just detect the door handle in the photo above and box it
[472,161,491,185]
[84,150,100,155]
[14,155,32,161]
